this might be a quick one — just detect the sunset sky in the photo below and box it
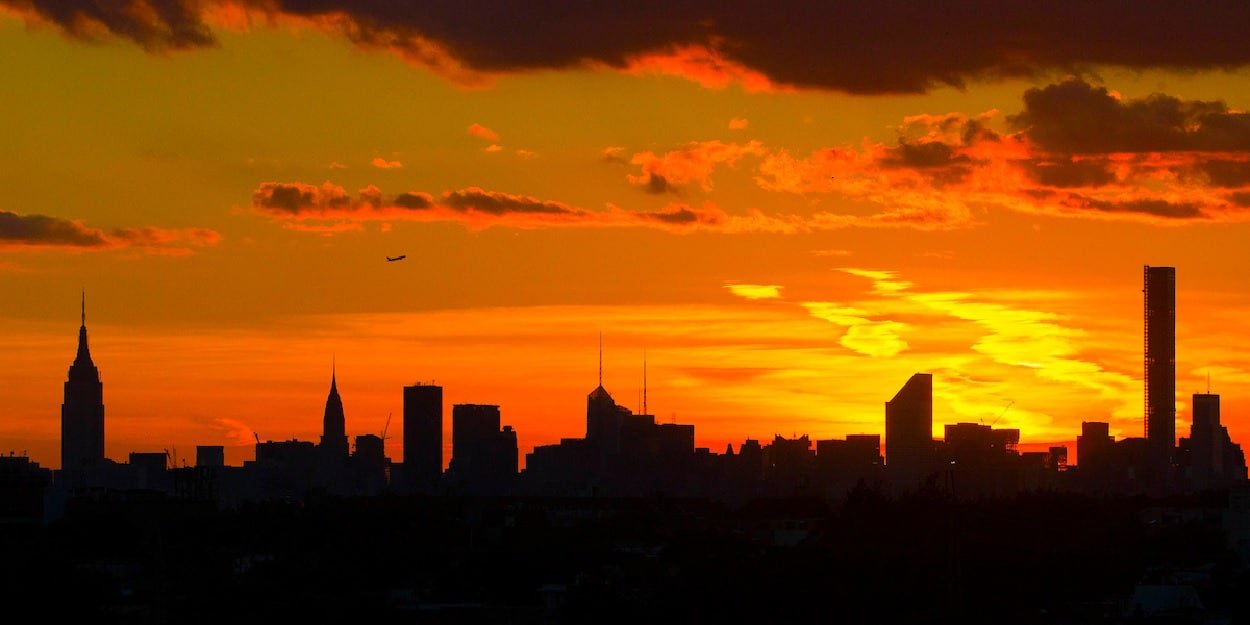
[4,2,1250,468]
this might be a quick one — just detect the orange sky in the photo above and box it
[3,4,1250,469]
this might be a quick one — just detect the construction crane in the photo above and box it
[989,400,1014,428]
[253,432,261,445]
[164,448,173,470]
[381,412,392,442]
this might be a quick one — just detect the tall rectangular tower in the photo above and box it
[1191,393,1221,488]
[885,373,933,484]
[1144,266,1176,471]
[403,384,443,490]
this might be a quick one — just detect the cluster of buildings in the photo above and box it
[1,266,1246,519]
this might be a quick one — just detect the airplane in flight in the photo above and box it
[386,255,407,262]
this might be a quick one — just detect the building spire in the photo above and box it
[598,332,603,386]
[331,354,338,392]
[73,290,93,366]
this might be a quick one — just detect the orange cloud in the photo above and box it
[601,146,629,165]
[628,140,768,193]
[622,45,779,93]
[370,157,403,169]
[591,82,1250,226]
[467,123,500,142]
[728,117,749,130]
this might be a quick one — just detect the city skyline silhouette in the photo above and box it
[10,265,1243,475]
[24,264,1247,503]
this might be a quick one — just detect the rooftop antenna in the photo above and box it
[81,289,85,326]
[1208,370,1211,394]
[598,332,603,386]
[643,348,648,416]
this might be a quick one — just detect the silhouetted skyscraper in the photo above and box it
[452,404,501,463]
[320,363,348,461]
[1144,265,1176,474]
[403,384,443,490]
[885,373,933,484]
[449,404,518,492]
[1077,421,1113,470]
[1190,393,1220,489]
[586,340,627,455]
[62,293,104,484]
[586,384,624,454]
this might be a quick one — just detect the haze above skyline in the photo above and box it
[3,3,1250,467]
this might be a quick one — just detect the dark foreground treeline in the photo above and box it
[1,489,1245,624]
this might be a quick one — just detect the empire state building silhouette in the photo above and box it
[62,292,104,484]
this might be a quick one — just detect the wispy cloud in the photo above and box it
[837,268,1141,429]
[725,283,782,300]
[802,302,909,357]
[251,182,984,235]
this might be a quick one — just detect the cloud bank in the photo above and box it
[8,2,1250,93]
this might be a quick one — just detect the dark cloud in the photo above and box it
[630,203,729,228]
[1072,196,1204,220]
[1026,159,1117,187]
[253,182,584,221]
[252,181,352,214]
[1228,192,1250,207]
[11,2,1250,93]
[640,206,699,224]
[642,173,671,195]
[961,119,1001,144]
[1196,160,1250,187]
[1011,79,1250,153]
[4,0,215,51]
[880,140,975,185]
[0,210,108,246]
[393,191,434,209]
[0,210,220,250]
[884,141,972,169]
[441,188,580,215]
[256,1,1250,93]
